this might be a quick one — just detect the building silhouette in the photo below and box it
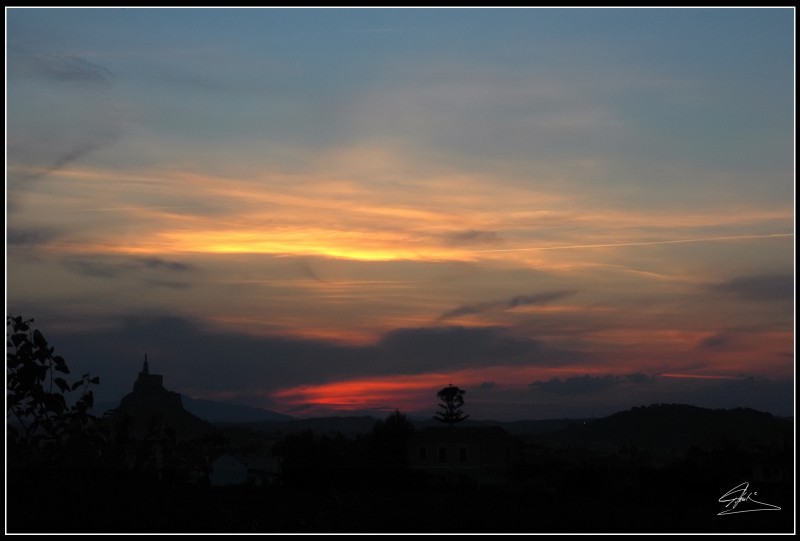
[408,426,522,487]
[112,355,212,442]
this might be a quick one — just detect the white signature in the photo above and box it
[718,482,781,515]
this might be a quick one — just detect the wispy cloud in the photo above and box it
[696,332,739,351]
[7,50,122,190]
[63,258,122,279]
[9,49,114,85]
[6,227,59,247]
[141,257,193,272]
[62,255,195,279]
[18,161,791,270]
[442,230,502,246]
[474,233,794,253]
[440,290,577,320]
[707,274,793,302]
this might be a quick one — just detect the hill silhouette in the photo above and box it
[532,403,792,454]
[110,357,213,441]
[215,414,592,437]
[180,403,790,451]
[181,396,293,424]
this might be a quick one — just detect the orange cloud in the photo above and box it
[16,162,792,363]
[270,365,606,416]
[28,162,792,273]
[272,374,454,413]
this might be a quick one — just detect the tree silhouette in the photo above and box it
[434,384,469,427]
[6,315,103,467]
[371,410,415,468]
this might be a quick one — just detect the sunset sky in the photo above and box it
[6,8,795,420]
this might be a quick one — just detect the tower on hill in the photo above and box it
[113,355,211,441]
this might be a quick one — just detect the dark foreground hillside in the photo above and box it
[7,404,794,534]
[7,464,793,533]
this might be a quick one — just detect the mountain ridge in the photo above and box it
[96,396,792,446]
[181,396,294,424]
[530,403,793,453]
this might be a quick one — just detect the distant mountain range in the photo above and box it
[204,403,793,455]
[214,413,600,437]
[95,396,792,452]
[531,403,793,453]
[181,396,294,424]
[206,410,594,437]
[95,395,294,424]
[96,392,592,435]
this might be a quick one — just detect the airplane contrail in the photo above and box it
[474,233,793,253]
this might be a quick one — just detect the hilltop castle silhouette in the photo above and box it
[113,355,211,441]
